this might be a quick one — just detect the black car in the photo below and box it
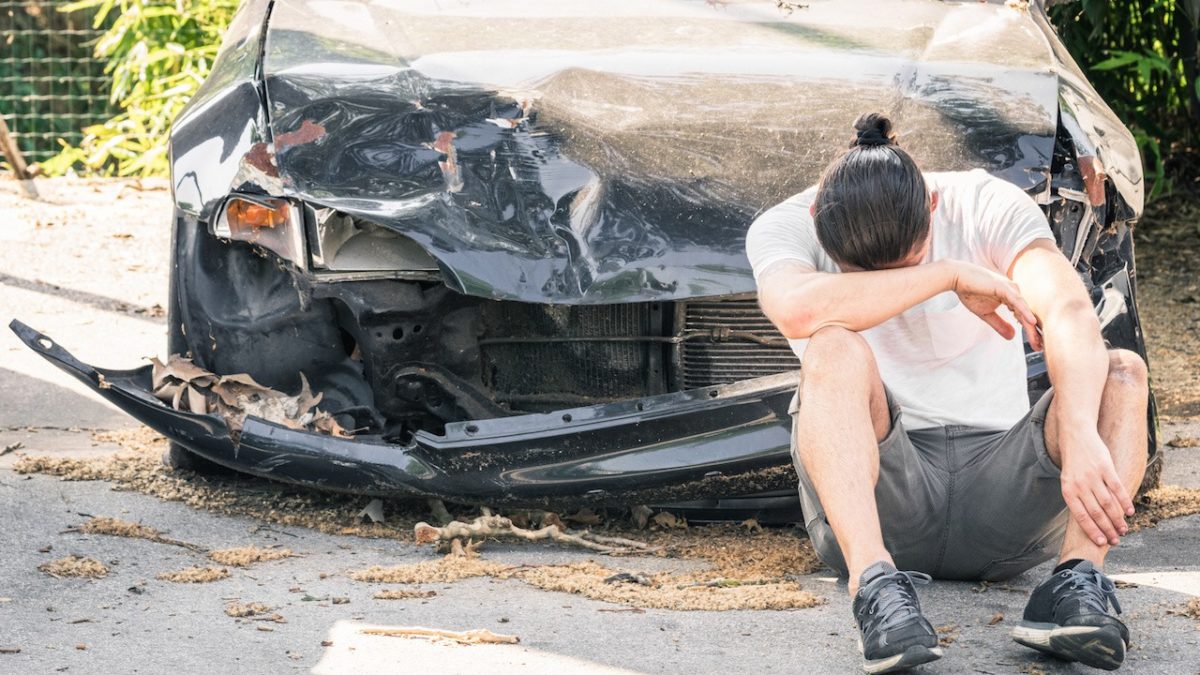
[13,0,1158,520]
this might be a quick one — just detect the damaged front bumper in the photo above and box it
[11,319,799,509]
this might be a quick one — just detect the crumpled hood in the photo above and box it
[259,0,1066,303]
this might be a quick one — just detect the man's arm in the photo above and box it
[1010,239,1135,546]
[757,258,1040,342]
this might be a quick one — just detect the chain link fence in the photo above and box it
[1,0,112,165]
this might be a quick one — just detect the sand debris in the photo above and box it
[1167,435,1200,448]
[14,428,410,541]
[225,601,272,618]
[1169,598,1200,622]
[16,430,826,610]
[360,627,518,645]
[225,601,287,623]
[351,553,822,612]
[208,546,295,567]
[157,566,230,583]
[936,623,959,647]
[1131,485,1200,530]
[38,556,108,580]
[352,557,509,585]
[72,516,204,552]
[373,588,437,600]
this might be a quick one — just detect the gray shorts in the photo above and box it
[791,387,1069,581]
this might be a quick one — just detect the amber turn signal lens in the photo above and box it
[226,199,289,230]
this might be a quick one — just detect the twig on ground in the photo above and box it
[413,515,659,555]
[68,517,206,553]
[360,626,519,645]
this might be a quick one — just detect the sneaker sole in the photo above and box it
[1011,622,1125,670]
[858,642,944,674]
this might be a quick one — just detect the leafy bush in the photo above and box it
[41,0,236,176]
[1049,0,1199,199]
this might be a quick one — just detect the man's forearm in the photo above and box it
[771,261,955,338]
[1041,299,1109,433]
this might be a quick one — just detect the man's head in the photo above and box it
[810,113,936,271]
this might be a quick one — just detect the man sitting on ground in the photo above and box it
[746,113,1148,673]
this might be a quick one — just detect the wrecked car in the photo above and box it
[13,0,1159,520]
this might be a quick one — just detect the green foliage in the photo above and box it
[1050,0,1200,201]
[44,0,236,176]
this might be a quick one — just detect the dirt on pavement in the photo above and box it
[4,176,1200,617]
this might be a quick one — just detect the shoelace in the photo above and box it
[863,570,932,632]
[1052,567,1122,616]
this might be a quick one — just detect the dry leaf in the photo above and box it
[565,508,602,526]
[630,505,653,530]
[651,512,686,529]
[358,499,385,524]
[148,355,352,438]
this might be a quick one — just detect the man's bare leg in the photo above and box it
[794,326,895,594]
[1044,349,1150,565]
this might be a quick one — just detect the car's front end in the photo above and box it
[14,0,1158,517]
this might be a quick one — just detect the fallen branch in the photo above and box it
[69,517,206,553]
[360,626,519,645]
[413,515,658,555]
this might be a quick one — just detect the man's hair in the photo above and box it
[812,113,930,270]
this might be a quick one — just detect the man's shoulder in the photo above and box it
[924,168,993,193]
[746,185,828,276]
[749,186,818,235]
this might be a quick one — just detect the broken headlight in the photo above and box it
[213,195,305,265]
[309,208,439,273]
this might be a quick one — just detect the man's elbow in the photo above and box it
[763,303,817,340]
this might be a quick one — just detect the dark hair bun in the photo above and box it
[850,113,897,149]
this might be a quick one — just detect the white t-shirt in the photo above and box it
[746,169,1055,430]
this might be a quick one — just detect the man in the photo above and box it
[746,113,1148,673]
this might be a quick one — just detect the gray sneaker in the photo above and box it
[1012,560,1129,670]
[852,561,943,673]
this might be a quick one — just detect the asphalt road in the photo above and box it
[2,178,1198,674]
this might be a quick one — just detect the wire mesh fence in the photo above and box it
[1,0,112,165]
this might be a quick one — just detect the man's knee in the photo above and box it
[803,326,875,380]
[1106,349,1149,394]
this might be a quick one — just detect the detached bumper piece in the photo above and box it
[10,320,800,509]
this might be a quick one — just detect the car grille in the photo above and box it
[477,297,796,410]
[675,298,799,390]
[478,302,664,408]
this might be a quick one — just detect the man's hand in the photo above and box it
[944,260,1044,351]
[1059,428,1136,546]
